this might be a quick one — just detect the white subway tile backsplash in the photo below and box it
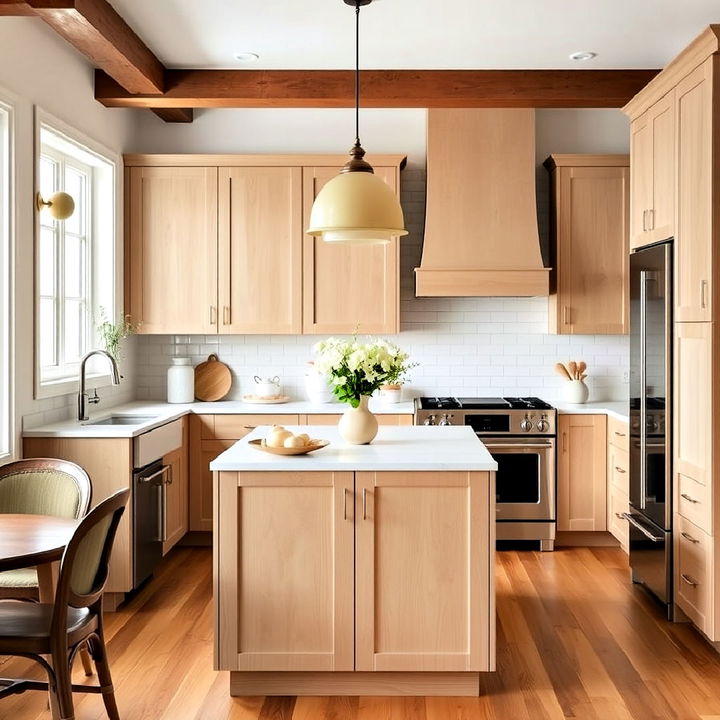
[134,168,628,404]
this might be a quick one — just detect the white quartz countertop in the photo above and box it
[22,399,415,438]
[210,425,498,472]
[554,401,629,422]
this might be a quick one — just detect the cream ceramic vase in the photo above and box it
[338,395,378,445]
[562,379,589,404]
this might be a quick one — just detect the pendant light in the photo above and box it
[306,0,408,245]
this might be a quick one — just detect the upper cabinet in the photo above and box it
[302,166,400,334]
[218,167,303,334]
[545,154,629,335]
[126,166,218,334]
[124,155,405,335]
[629,91,675,250]
[675,59,713,322]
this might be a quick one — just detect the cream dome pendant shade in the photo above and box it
[306,0,407,245]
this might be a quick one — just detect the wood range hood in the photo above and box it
[415,109,550,297]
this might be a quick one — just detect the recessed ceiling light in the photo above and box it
[569,51,597,61]
[235,52,260,63]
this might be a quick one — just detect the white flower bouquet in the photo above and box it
[313,336,416,408]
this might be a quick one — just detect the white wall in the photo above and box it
[130,106,631,404]
[0,18,139,447]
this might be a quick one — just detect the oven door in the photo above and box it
[483,437,556,521]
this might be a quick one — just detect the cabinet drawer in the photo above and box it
[608,487,629,552]
[213,414,300,439]
[608,445,629,494]
[608,416,629,452]
[677,472,711,533]
[675,514,712,636]
[302,414,413,426]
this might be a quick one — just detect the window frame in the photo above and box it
[0,93,14,460]
[33,108,123,400]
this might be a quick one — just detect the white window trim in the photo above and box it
[0,90,15,461]
[33,107,123,400]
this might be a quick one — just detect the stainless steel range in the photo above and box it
[414,397,557,551]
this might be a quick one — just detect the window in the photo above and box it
[0,100,11,457]
[36,117,119,398]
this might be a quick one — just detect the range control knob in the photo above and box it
[423,414,436,426]
[438,414,452,426]
[520,416,533,432]
[537,417,550,433]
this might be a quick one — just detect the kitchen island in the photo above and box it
[210,425,497,697]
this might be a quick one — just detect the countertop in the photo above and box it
[210,425,498,472]
[554,401,629,422]
[22,399,415,439]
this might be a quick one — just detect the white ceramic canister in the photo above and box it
[562,379,589,404]
[304,362,334,404]
[167,357,194,403]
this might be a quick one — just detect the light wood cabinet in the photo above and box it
[162,441,188,556]
[607,417,630,552]
[545,155,629,334]
[218,167,303,333]
[675,59,714,322]
[302,166,400,334]
[215,469,494,684]
[557,414,607,531]
[125,155,405,335]
[629,92,675,250]
[216,470,355,671]
[675,514,713,637]
[302,413,412,426]
[355,471,493,672]
[127,167,218,334]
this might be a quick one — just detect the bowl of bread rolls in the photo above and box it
[248,426,329,456]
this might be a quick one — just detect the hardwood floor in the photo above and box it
[2,546,720,719]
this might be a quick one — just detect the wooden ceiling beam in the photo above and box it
[151,107,194,123]
[95,68,658,109]
[24,0,165,94]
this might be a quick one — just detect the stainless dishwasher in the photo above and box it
[132,419,182,588]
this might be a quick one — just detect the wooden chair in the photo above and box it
[0,458,93,600]
[0,458,95,676]
[0,488,129,720]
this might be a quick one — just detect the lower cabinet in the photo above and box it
[557,414,608,531]
[215,470,494,677]
[162,420,188,555]
[607,416,630,552]
[302,414,413,426]
[675,513,713,638]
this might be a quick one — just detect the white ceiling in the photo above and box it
[110,0,719,70]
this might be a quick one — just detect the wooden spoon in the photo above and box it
[554,362,572,381]
[567,361,578,380]
[577,361,587,377]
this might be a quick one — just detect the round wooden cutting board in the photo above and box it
[194,354,232,401]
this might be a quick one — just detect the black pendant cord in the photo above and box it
[354,1,360,148]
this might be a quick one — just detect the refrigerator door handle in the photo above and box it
[639,270,648,511]
[623,513,663,542]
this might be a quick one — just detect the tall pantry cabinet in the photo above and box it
[623,26,720,641]
[124,155,406,336]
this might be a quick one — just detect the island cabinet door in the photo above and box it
[215,471,355,672]
[354,471,494,672]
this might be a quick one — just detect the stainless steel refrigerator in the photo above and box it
[628,240,672,617]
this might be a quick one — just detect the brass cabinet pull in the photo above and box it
[343,488,348,521]
[210,305,217,325]
[681,573,698,587]
[615,466,626,474]
[681,531,699,544]
[562,432,568,453]
[223,306,231,325]
[362,488,367,520]
[681,493,699,504]
[648,208,655,230]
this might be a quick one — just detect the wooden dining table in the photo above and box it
[0,513,78,601]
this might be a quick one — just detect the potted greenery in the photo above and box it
[96,309,140,373]
[313,336,416,444]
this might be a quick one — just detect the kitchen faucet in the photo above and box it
[77,349,121,421]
